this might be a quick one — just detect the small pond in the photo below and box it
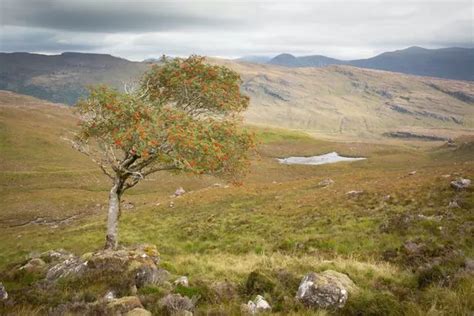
[277,152,366,166]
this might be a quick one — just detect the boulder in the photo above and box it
[44,244,161,289]
[0,282,7,301]
[451,178,471,191]
[106,296,143,314]
[296,270,356,309]
[124,307,152,316]
[241,295,271,314]
[174,276,189,287]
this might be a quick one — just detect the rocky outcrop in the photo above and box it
[296,270,356,309]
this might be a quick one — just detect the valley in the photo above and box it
[0,91,472,314]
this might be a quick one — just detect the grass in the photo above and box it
[0,94,473,314]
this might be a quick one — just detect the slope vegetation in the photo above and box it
[212,58,474,139]
[0,91,473,314]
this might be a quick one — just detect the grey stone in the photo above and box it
[296,270,356,309]
[451,178,471,191]
[0,282,7,301]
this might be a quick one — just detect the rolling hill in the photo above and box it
[210,58,474,139]
[0,52,473,140]
[0,52,149,105]
[267,47,474,81]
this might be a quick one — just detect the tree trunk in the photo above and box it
[105,180,122,250]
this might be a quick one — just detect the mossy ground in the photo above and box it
[0,100,473,314]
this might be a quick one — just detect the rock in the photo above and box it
[46,256,86,280]
[174,187,186,197]
[318,179,335,187]
[241,295,271,314]
[296,270,356,309]
[448,200,460,208]
[408,171,417,176]
[107,296,143,314]
[124,307,152,316]
[174,276,189,287]
[20,257,46,273]
[346,190,364,197]
[104,290,116,302]
[451,178,471,190]
[169,201,175,208]
[0,282,7,301]
[159,294,194,314]
[39,249,73,263]
[135,266,169,288]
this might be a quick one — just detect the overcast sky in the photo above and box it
[0,0,472,60]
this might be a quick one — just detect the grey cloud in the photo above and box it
[0,0,472,59]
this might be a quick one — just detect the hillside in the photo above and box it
[210,58,474,139]
[0,91,473,314]
[0,52,149,104]
[1,52,473,140]
[267,47,474,81]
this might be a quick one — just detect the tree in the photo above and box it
[73,56,255,249]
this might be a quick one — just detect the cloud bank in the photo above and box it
[1,0,472,60]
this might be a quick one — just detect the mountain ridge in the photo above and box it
[266,47,474,81]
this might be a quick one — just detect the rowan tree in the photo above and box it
[73,56,255,249]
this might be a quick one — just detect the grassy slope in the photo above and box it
[0,91,473,314]
[210,58,474,140]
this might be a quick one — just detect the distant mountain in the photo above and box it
[268,53,345,67]
[266,47,474,81]
[236,55,272,64]
[0,52,149,104]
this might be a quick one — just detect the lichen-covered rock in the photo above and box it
[451,178,471,191]
[46,256,87,280]
[296,270,356,309]
[124,307,152,316]
[0,282,7,301]
[106,296,143,314]
[242,295,271,314]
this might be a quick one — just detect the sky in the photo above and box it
[0,0,472,61]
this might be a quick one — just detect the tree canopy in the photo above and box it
[73,55,255,248]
